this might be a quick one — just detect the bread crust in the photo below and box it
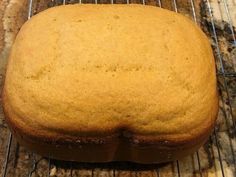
[2,4,219,163]
[3,90,218,163]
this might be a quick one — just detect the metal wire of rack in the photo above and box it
[0,0,236,176]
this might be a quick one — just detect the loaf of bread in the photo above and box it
[3,4,218,163]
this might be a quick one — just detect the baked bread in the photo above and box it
[3,4,218,163]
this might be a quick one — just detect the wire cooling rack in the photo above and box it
[0,0,236,176]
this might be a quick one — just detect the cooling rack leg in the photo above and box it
[196,151,203,177]
[157,0,162,7]
[2,133,12,177]
[48,158,51,177]
[189,0,197,23]
[213,129,225,177]
[176,160,181,177]
[156,168,160,177]
[172,0,178,12]
[28,153,37,177]
[27,0,33,19]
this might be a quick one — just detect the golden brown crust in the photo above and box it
[3,89,218,163]
[3,103,216,163]
[2,4,219,163]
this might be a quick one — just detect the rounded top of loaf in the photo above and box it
[4,4,218,142]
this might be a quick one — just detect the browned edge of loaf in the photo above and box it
[2,89,218,163]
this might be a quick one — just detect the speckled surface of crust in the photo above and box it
[3,4,218,163]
